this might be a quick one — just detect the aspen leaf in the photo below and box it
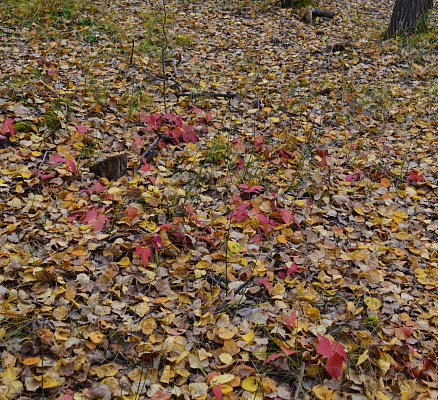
[90,363,119,379]
[218,327,238,340]
[227,241,242,254]
[211,374,234,386]
[242,331,255,342]
[364,297,381,310]
[357,350,368,366]
[219,353,233,364]
[117,256,131,266]
[242,377,258,392]
[53,306,69,320]
[312,385,333,400]
[89,331,105,344]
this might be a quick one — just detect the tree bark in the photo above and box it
[386,0,433,37]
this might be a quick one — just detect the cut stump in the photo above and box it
[91,153,127,180]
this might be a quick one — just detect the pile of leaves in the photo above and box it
[1,0,438,399]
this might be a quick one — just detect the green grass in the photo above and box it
[0,0,93,27]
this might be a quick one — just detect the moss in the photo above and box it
[44,109,62,131]
[13,121,34,133]
[363,315,380,329]
[175,34,193,49]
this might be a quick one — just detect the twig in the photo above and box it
[175,92,236,99]
[134,137,160,174]
[294,361,306,399]
[134,131,174,173]
[214,279,252,315]
[38,150,49,169]
[408,210,438,219]
[129,38,135,65]
[161,0,169,113]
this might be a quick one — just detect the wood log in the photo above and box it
[312,8,335,19]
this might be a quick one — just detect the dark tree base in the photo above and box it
[386,0,433,37]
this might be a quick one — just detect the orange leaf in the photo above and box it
[381,178,390,187]
[277,235,287,244]
[23,357,41,366]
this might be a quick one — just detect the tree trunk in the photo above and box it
[386,0,433,37]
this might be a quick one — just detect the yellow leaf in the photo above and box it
[270,282,285,296]
[89,331,105,344]
[211,374,235,386]
[160,365,172,383]
[200,81,207,89]
[107,187,121,194]
[277,235,287,244]
[393,210,408,219]
[131,300,150,317]
[189,382,208,399]
[219,353,233,364]
[242,376,258,393]
[7,198,22,209]
[90,363,119,379]
[117,256,130,266]
[312,385,333,400]
[221,385,233,395]
[364,297,381,310]
[262,377,276,394]
[376,392,391,400]
[33,373,60,389]
[242,331,254,342]
[377,358,391,376]
[270,117,280,123]
[357,350,368,366]
[395,232,409,240]
[217,327,238,340]
[127,174,140,187]
[227,241,242,254]
[53,306,69,320]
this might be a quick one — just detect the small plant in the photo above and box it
[175,33,193,48]
[363,315,380,329]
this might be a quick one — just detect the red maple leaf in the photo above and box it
[263,347,296,365]
[407,170,425,182]
[285,312,297,329]
[135,245,152,268]
[326,353,344,380]
[317,334,347,379]
[80,207,110,231]
[212,383,222,400]
[1,118,15,139]
[50,154,77,174]
[75,125,89,134]
[258,277,271,288]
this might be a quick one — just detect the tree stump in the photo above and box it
[91,153,127,180]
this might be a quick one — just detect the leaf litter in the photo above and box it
[0,0,438,399]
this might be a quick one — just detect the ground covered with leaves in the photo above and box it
[1,0,438,399]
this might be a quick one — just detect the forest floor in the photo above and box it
[1,0,438,399]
